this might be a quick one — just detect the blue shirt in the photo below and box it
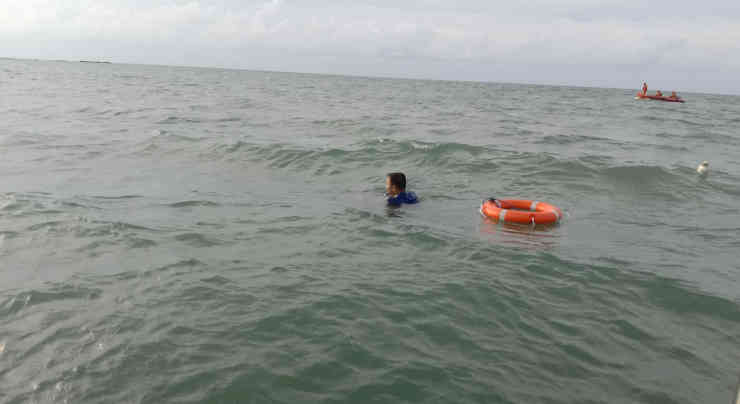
[387,191,418,206]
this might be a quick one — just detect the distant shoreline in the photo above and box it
[1,56,738,96]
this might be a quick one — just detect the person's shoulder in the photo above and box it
[386,191,418,205]
[403,191,419,203]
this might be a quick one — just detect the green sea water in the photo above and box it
[1,59,739,403]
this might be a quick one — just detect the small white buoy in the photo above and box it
[697,161,709,175]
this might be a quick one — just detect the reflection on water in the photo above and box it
[478,213,562,249]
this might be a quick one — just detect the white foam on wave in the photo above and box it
[410,141,434,150]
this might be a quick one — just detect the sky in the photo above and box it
[2,0,739,94]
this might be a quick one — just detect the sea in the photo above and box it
[1,58,739,404]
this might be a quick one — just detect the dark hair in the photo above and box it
[387,172,406,191]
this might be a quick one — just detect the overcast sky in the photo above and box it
[2,0,739,93]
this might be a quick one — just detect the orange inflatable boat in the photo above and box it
[635,93,685,103]
[480,198,562,225]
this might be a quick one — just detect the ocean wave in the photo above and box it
[203,139,501,174]
[90,195,143,200]
[146,129,204,142]
[0,284,102,316]
[0,227,20,236]
[0,132,59,147]
[80,220,156,235]
[174,232,226,247]
[21,218,158,248]
[675,118,706,127]
[534,134,622,146]
[156,116,202,125]
[126,130,206,156]
[112,107,155,116]
[637,114,669,123]
[597,165,698,201]
[310,118,360,128]
[195,139,740,204]
[2,241,738,404]
[168,200,221,208]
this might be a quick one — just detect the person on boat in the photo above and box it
[385,172,418,206]
[670,91,678,99]
[655,90,663,97]
[642,82,648,95]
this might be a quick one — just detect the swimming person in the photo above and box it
[385,172,418,206]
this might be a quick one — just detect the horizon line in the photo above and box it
[2,56,737,97]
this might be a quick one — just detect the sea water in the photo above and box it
[1,58,739,403]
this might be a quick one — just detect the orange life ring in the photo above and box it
[480,199,562,225]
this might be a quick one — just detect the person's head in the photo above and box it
[385,172,407,196]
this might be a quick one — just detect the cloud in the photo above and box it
[2,0,739,92]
